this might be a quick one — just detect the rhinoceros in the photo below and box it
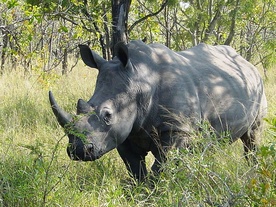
[49,40,267,181]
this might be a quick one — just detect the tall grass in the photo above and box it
[0,66,276,206]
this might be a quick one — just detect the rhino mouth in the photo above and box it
[66,141,103,161]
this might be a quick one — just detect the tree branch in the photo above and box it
[202,2,225,42]
[128,0,168,34]
[82,0,106,59]
[224,0,240,45]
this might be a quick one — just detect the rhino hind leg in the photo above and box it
[240,120,261,165]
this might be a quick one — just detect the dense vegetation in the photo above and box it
[1,0,276,206]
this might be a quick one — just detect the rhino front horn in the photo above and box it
[49,91,72,127]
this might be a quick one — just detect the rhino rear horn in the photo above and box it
[77,99,93,115]
[49,91,72,127]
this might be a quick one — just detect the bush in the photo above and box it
[244,118,276,206]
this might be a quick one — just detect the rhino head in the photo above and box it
[49,42,145,161]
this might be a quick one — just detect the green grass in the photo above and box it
[0,66,276,206]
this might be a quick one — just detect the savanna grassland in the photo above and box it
[0,64,276,207]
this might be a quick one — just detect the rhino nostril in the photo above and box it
[85,144,94,153]
[67,147,78,160]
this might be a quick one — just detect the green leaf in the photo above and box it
[59,25,69,33]
[7,0,19,9]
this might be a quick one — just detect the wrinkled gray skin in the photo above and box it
[49,40,267,181]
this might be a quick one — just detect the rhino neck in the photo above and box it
[134,84,159,132]
[126,51,161,132]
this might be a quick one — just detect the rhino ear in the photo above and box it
[114,42,129,67]
[79,45,106,69]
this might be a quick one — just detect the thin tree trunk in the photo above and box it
[224,0,240,45]
[62,48,68,75]
[164,7,171,47]
[102,4,111,60]
[82,0,107,59]
[47,21,55,71]
[0,32,8,74]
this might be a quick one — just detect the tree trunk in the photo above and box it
[111,0,131,55]
[0,32,8,74]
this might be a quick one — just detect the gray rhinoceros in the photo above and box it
[49,40,267,181]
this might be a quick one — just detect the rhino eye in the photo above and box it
[101,108,113,125]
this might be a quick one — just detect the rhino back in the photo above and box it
[144,43,265,139]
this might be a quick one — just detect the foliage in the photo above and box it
[0,0,104,75]
[1,0,276,75]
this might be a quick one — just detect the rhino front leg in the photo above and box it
[117,139,148,182]
[151,156,165,175]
